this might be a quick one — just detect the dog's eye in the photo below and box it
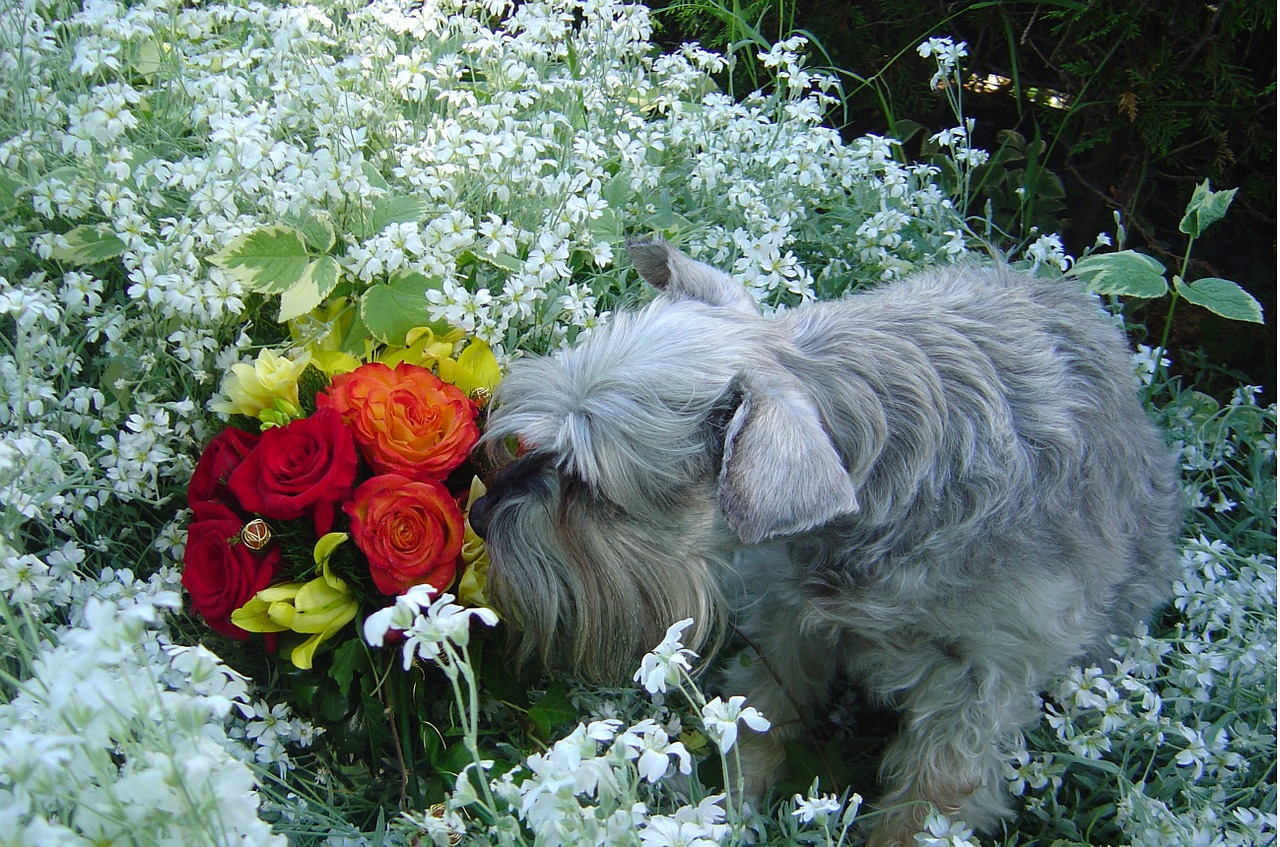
[704,378,745,446]
[557,470,625,525]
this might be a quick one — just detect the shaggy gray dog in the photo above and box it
[470,239,1179,845]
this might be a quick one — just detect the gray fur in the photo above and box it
[471,239,1180,846]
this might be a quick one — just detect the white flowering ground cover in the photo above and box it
[0,0,1274,844]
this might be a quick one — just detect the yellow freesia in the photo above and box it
[231,583,301,634]
[289,297,353,353]
[438,339,501,402]
[258,396,303,430]
[211,348,312,419]
[309,349,363,376]
[380,326,465,369]
[288,299,363,375]
[456,476,492,608]
[229,533,360,670]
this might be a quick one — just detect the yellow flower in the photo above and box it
[230,533,359,670]
[438,339,501,403]
[380,326,465,370]
[289,299,362,375]
[289,297,352,353]
[306,349,361,376]
[456,476,492,607]
[212,348,312,419]
[257,396,303,430]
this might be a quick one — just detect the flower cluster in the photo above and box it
[1005,380,1276,847]
[424,617,801,847]
[182,335,498,670]
[0,592,312,846]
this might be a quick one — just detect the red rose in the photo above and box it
[227,407,358,534]
[188,427,260,507]
[182,500,281,640]
[317,362,479,482]
[344,473,464,595]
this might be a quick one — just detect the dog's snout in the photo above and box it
[468,452,553,539]
[468,492,495,539]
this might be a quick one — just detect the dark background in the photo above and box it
[650,0,1276,398]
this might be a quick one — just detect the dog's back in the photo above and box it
[773,264,1180,658]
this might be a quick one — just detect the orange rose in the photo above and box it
[344,473,464,595]
[317,362,479,481]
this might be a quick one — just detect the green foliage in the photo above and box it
[1066,251,1168,299]
[359,270,449,345]
[653,0,798,95]
[49,223,127,265]
[658,0,1273,383]
[1173,275,1265,326]
[209,226,314,294]
[1066,184,1264,326]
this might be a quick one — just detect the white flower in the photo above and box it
[929,126,967,147]
[639,815,721,847]
[913,811,978,846]
[634,618,697,694]
[916,37,969,67]
[1025,233,1072,271]
[700,695,770,753]
[791,789,846,823]
[917,37,969,87]
[616,719,692,783]
[1175,724,1211,780]
[363,588,499,669]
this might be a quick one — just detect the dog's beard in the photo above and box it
[483,474,727,683]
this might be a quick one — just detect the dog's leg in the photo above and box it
[721,600,838,800]
[865,647,1033,847]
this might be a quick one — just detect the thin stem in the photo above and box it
[443,641,504,821]
[1155,235,1198,377]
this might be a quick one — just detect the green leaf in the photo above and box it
[642,190,693,236]
[371,195,428,234]
[602,169,632,211]
[339,308,372,357]
[208,225,310,293]
[360,161,391,192]
[1067,250,1168,298]
[131,38,168,78]
[588,206,620,241]
[526,682,577,741]
[0,169,20,216]
[50,224,127,266]
[292,211,336,254]
[1174,276,1264,324]
[890,118,928,147]
[278,255,342,322]
[1178,180,1237,239]
[328,639,367,702]
[471,250,524,274]
[359,270,448,345]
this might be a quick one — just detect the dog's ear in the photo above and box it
[717,372,859,544]
[627,237,760,314]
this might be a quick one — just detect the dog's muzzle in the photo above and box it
[468,453,552,539]
[467,491,496,539]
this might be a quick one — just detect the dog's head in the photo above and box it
[470,240,858,681]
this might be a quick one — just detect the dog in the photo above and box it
[468,238,1180,845]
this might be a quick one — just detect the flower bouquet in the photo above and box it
[181,324,504,798]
